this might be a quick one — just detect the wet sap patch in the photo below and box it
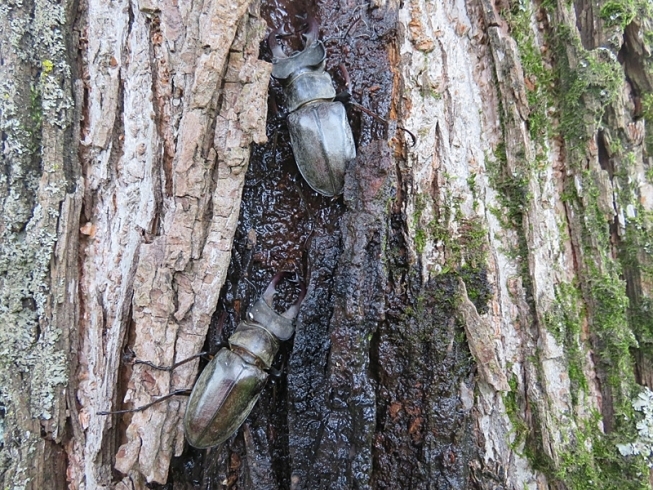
[158,1,489,488]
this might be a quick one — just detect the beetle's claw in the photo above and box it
[281,282,306,319]
[262,271,284,304]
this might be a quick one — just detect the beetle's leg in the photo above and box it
[347,100,418,147]
[267,365,282,380]
[332,63,417,146]
[130,351,210,372]
[334,63,353,105]
[97,389,192,415]
[339,63,352,93]
[122,347,212,370]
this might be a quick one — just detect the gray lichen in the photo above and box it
[617,388,653,467]
[0,0,75,487]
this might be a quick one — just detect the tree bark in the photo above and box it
[2,0,653,488]
[0,0,80,488]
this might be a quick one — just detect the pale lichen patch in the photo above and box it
[0,0,77,488]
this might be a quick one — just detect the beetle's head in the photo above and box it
[247,272,306,341]
[268,17,319,60]
[269,17,326,81]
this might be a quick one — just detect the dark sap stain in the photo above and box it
[159,1,486,489]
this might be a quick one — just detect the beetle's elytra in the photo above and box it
[269,18,356,197]
[183,273,304,448]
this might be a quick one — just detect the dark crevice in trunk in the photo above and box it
[159,1,488,488]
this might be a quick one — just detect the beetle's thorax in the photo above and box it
[283,70,336,112]
[229,322,279,369]
[226,297,296,369]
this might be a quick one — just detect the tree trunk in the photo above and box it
[2,0,653,488]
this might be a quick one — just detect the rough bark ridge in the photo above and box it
[0,0,79,489]
[70,0,269,487]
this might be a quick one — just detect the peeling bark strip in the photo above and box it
[72,0,269,486]
[458,279,509,393]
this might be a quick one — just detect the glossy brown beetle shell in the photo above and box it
[183,349,267,448]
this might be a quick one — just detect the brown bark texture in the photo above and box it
[2,0,653,488]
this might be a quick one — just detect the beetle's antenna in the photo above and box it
[342,15,361,40]
[97,389,192,416]
[348,100,418,147]
[335,61,416,147]
[243,276,257,296]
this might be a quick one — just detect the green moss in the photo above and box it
[504,374,529,451]
[412,193,428,254]
[589,265,638,392]
[549,15,650,487]
[496,0,652,485]
[641,93,653,121]
[486,142,529,228]
[503,0,555,143]
[556,412,649,490]
[640,93,653,155]
[467,173,480,211]
[415,228,427,254]
[554,26,622,151]
[618,203,653,350]
[486,143,533,303]
[28,86,43,153]
[550,12,636,402]
[600,0,637,27]
[599,0,652,28]
[544,283,589,404]
[566,168,637,407]
[412,189,489,274]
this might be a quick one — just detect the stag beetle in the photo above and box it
[269,18,356,197]
[100,273,304,448]
[184,273,305,447]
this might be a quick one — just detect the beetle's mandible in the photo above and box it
[269,18,356,197]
